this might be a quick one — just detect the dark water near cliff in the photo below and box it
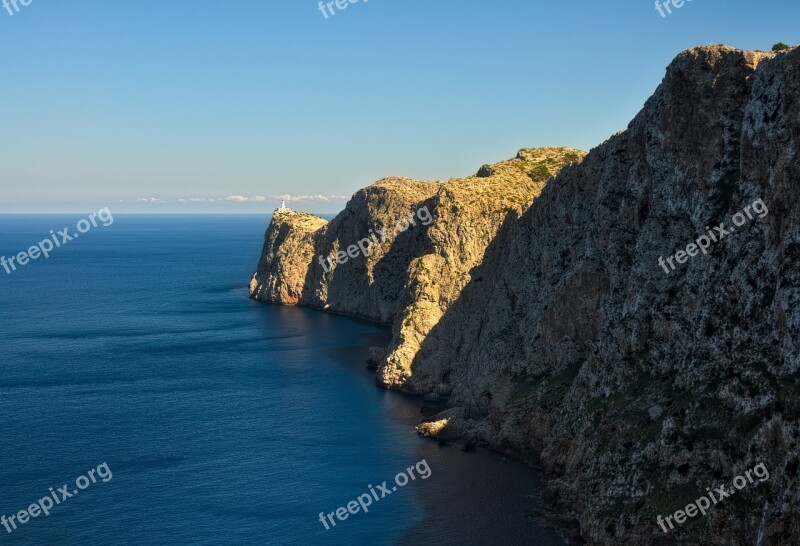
[0,214,564,545]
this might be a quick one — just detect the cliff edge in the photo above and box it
[251,45,800,545]
[250,147,585,387]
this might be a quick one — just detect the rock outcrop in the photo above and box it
[251,45,800,544]
[250,147,585,380]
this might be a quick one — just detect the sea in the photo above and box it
[0,214,566,545]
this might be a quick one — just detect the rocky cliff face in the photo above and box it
[251,45,800,545]
[250,147,585,380]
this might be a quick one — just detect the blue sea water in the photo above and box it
[0,214,565,545]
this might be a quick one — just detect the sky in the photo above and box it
[0,0,797,214]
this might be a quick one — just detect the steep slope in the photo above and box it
[413,46,800,545]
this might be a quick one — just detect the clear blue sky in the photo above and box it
[0,0,797,213]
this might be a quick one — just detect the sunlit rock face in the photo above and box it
[250,147,585,385]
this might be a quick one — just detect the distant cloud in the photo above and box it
[273,194,350,203]
[132,194,351,205]
[222,195,267,202]
[179,197,216,203]
[176,194,350,204]
[224,195,249,202]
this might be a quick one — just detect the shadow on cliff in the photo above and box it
[396,156,592,421]
[298,189,441,325]
[396,46,800,546]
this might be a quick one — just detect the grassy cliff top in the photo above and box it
[365,146,586,208]
[276,146,587,228]
[271,209,328,231]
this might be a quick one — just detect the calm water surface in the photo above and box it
[0,215,564,545]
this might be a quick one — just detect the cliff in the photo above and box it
[251,45,800,545]
[250,147,585,383]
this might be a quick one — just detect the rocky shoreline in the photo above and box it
[251,45,800,544]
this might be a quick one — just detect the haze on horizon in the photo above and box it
[0,0,797,214]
